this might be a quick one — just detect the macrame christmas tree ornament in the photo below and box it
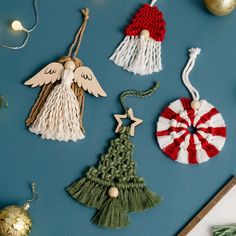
[156,48,226,164]
[24,8,107,142]
[67,83,162,229]
[0,183,38,236]
[110,0,166,76]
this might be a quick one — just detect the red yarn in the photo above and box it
[180,98,195,124]
[187,135,197,164]
[160,107,189,127]
[196,132,219,157]
[195,108,218,127]
[125,4,166,42]
[163,132,189,161]
[198,127,226,137]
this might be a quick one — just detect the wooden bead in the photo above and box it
[64,61,76,70]
[191,100,201,110]
[140,30,150,39]
[108,187,119,198]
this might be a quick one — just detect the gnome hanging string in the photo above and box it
[0,182,38,236]
[156,48,226,164]
[110,0,166,76]
[24,8,107,142]
[67,83,162,229]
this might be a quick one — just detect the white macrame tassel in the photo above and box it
[110,35,162,76]
[29,69,85,142]
[182,47,201,109]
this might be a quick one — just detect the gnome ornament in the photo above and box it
[156,48,226,164]
[110,0,166,76]
[24,8,107,142]
[67,83,162,229]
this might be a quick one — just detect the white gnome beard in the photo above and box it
[110,35,162,76]
[29,69,85,142]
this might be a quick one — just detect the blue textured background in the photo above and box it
[0,0,236,235]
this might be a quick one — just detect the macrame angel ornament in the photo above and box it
[67,83,161,229]
[156,48,226,164]
[110,0,166,76]
[24,8,107,142]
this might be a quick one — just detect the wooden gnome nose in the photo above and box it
[108,187,119,198]
[140,30,150,39]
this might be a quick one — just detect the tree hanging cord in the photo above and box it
[119,82,160,114]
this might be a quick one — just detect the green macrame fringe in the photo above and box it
[66,178,108,209]
[67,177,162,212]
[119,186,162,212]
[213,224,236,236]
[92,198,129,229]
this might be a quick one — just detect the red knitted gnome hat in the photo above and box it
[110,0,166,76]
[125,4,165,42]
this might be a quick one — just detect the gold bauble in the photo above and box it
[0,204,32,236]
[204,0,235,16]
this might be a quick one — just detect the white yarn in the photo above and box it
[29,69,85,142]
[150,0,158,7]
[182,48,201,101]
[110,36,162,76]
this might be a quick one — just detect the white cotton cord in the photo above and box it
[182,48,201,101]
[110,36,162,76]
[150,0,158,7]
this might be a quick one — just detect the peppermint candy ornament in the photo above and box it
[156,48,226,164]
[110,0,166,76]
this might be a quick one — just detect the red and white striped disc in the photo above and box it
[156,98,226,164]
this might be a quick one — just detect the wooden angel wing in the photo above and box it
[74,66,107,97]
[24,62,64,87]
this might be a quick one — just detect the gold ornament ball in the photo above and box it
[204,0,235,16]
[0,204,32,236]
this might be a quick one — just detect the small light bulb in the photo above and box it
[11,20,24,31]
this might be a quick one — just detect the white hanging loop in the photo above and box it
[150,0,158,7]
[182,47,201,109]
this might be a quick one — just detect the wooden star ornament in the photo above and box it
[114,108,143,136]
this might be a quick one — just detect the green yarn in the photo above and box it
[92,198,129,229]
[120,82,160,114]
[67,178,108,209]
[67,127,162,229]
[213,224,236,236]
